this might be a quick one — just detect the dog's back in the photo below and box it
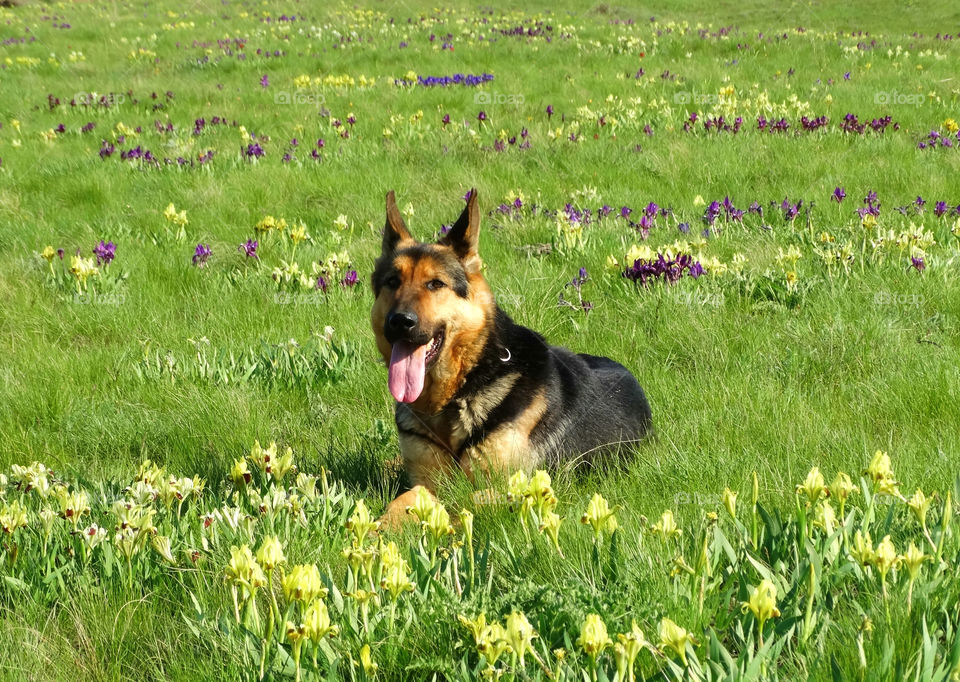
[460,307,651,469]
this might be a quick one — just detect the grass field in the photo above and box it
[1,0,959,679]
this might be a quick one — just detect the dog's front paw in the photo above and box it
[377,486,431,531]
[377,500,411,531]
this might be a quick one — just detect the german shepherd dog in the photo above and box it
[371,189,652,523]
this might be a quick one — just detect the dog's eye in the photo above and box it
[426,279,446,291]
[385,275,401,289]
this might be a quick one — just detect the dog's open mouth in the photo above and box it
[424,329,444,367]
[388,329,445,404]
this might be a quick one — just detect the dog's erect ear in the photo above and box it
[382,190,413,254]
[440,188,481,272]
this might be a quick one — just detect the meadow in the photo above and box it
[1,0,960,679]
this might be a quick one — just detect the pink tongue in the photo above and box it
[388,340,428,403]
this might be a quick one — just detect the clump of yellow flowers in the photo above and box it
[1,442,956,680]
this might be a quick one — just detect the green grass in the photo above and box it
[1,0,959,679]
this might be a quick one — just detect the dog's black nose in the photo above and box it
[387,311,418,332]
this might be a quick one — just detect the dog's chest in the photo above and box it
[396,371,521,455]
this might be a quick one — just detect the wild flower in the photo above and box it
[650,509,682,541]
[151,534,177,565]
[230,458,251,487]
[192,243,211,267]
[272,447,296,481]
[505,611,537,666]
[581,493,618,543]
[829,472,858,516]
[741,579,781,644]
[359,644,377,677]
[283,564,327,605]
[345,499,380,546]
[381,559,414,600]
[249,440,278,474]
[256,535,286,571]
[901,541,928,613]
[614,622,647,682]
[658,618,692,666]
[722,488,738,519]
[80,523,108,552]
[850,529,874,567]
[93,240,116,266]
[539,512,564,556]
[796,467,826,505]
[238,239,258,259]
[906,489,933,534]
[69,255,99,291]
[163,203,188,226]
[54,487,90,527]
[0,499,29,534]
[289,221,310,245]
[865,450,900,497]
[459,613,512,668]
[225,544,267,613]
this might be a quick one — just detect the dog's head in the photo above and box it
[371,189,494,408]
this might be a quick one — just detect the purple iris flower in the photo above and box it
[340,269,359,287]
[704,201,721,225]
[316,275,328,293]
[238,239,258,258]
[780,198,802,221]
[260,74,269,88]
[689,261,704,278]
[546,105,553,118]
[477,111,487,123]
[620,206,632,219]
[193,243,212,267]
[623,252,695,286]
[638,214,654,235]
[832,187,846,203]
[93,240,116,266]
[933,201,947,217]
[911,256,925,272]
[245,143,265,158]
